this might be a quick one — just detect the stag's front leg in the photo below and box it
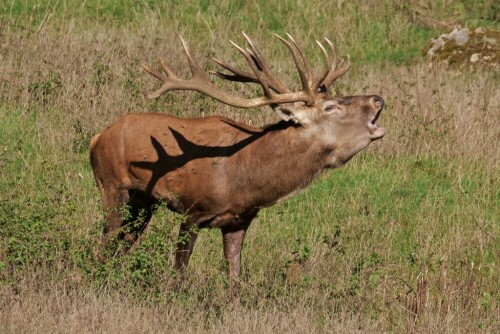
[173,219,199,274]
[168,218,199,291]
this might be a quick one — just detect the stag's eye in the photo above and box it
[324,103,341,113]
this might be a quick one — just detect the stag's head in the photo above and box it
[289,93,386,166]
[142,33,385,166]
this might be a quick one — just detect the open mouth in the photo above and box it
[368,109,386,140]
[371,108,382,124]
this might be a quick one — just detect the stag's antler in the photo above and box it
[213,34,351,96]
[142,33,350,108]
[212,32,291,94]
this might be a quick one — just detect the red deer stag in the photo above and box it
[90,33,386,280]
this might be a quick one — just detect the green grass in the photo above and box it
[2,0,499,65]
[1,104,498,317]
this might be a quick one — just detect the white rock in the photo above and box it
[470,53,480,63]
[449,27,470,46]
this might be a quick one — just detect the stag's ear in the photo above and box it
[273,105,312,126]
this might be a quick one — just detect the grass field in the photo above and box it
[1,1,499,333]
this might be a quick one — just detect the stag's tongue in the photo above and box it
[368,122,386,140]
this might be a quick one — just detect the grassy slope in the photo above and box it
[2,0,499,64]
[1,1,499,333]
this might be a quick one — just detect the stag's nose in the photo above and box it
[372,96,384,110]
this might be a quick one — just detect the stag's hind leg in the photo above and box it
[220,213,256,300]
[221,214,255,280]
[95,184,130,262]
[100,186,130,245]
[97,185,157,261]
[121,190,159,250]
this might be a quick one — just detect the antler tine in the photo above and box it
[327,38,338,71]
[211,58,285,93]
[285,33,314,87]
[141,35,209,99]
[241,32,290,93]
[274,34,313,100]
[179,36,211,83]
[312,37,335,92]
[316,37,350,91]
[211,58,258,83]
[160,58,178,79]
[322,54,351,89]
[141,63,172,99]
[229,39,273,98]
[142,63,168,82]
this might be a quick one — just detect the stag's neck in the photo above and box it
[231,122,330,208]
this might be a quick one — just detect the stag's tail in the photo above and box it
[89,132,101,151]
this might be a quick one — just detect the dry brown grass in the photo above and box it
[3,272,494,334]
[0,285,372,334]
